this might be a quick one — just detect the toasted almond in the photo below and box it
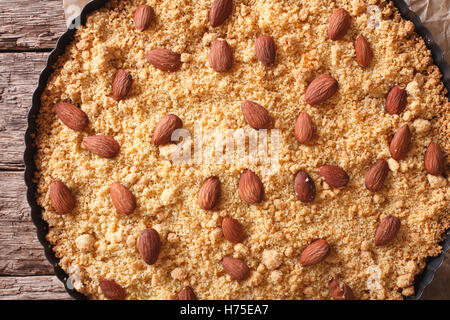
[152,114,183,146]
[425,142,444,176]
[82,135,120,158]
[112,70,132,101]
[304,74,338,105]
[198,176,221,210]
[294,170,316,203]
[239,169,264,204]
[375,215,401,246]
[99,279,126,300]
[209,0,233,27]
[299,239,330,267]
[110,182,136,215]
[365,159,389,192]
[222,217,245,243]
[49,180,75,215]
[318,165,349,188]
[355,35,372,67]
[147,48,182,72]
[328,278,355,300]
[389,124,411,160]
[241,100,272,129]
[294,111,314,144]
[328,8,351,41]
[54,102,89,131]
[178,286,197,300]
[385,86,407,115]
[221,257,249,280]
[134,4,155,31]
[209,39,233,73]
[138,228,161,265]
[255,35,276,67]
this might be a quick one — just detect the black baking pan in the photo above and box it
[24,0,449,300]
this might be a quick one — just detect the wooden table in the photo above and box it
[0,0,448,300]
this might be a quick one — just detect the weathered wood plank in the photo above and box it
[0,276,70,300]
[0,0,66,51]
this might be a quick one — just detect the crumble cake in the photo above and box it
[34,0,449,300]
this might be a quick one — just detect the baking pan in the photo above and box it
[24,0,449,300]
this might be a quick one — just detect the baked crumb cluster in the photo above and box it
[35,0,449,300]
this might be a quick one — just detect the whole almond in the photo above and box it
[355,35,372,67]
[110,182,136,215]
[425,142,444,176]
[365,159,389,192]
[112,70,132,101]
[209,0,233,27]
[178,286,197,300]
[389,124,411,160]
[198,176,221,210]
[83,135,120,158]
[134,4,155,31]
[209,39,233,73]
[328,8,351,41]
[319,165,349,188]
[375,215,401,246]
[255,35,276,67]
[99,279,126,300]
[54,102,89,131]
[294,112,314,144]
[147,48,182,72]
[328,278,355,300]
[152,114,183,146]
[138,228,161,265]
[222,217,245,243]
[241,100,272,129]
[305,74,338,105]
[49,180,75,215]
[239,169,264,204]
[299,239,330,267]
[294,170,316,203]
[221,257,249,281]
[386,86,407,115]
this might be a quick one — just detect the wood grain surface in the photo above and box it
[0,0,448,300]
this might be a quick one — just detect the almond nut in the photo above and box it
[134,4,155,31]
[355,35,372,67]
[425,142,444,176]
[112,70,132,101]
[239,169,264,204]
[365,159,389,192]
[241,100,272,129]
[209,39,233,73]
[82,135,120,158]
[178,286,197,300]
[294,170,316,203]
[389,124,411,160]
[54,102,89,131]
[152,114,183,146]
[328,278,355,300]
[147,48,182,72]
[255,35,276,67]
[328,8,351,41]
[209,0,233,27]
[110,182,136,215]
[304,74,338,105]
[294,111,314,144]
[198,176,221,210]
[385,86,407,115]
[375,215,401,246]
[49,180,75,215]
[319,165,349,188]
[138,228,161,265]
[99,279,126,300]
[299,239,330,267]
[222,217,245,243]
[221,257,249,280]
